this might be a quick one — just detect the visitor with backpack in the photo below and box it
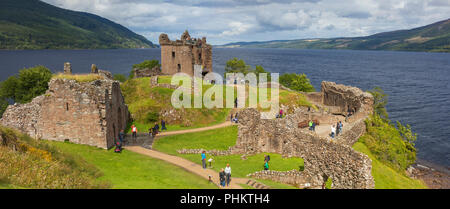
[264,154,270,163]
[131,124,137,139]
[201,151,207,169]
[161,120,167,131]
[219,168,226,187]
[225,163,232,187]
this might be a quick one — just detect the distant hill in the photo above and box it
[0,0,155,49]
[219,19,450,52]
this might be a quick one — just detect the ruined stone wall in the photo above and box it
[159,31,213,76]
[0,78,130,149]
[133,66,162,78]
[231,108,374,189]
[321,81,373,117]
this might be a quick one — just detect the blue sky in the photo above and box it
[42,0,450,45]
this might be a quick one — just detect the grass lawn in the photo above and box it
[152,126,303,189]
[48,141,218,189]
[352,142,427,189]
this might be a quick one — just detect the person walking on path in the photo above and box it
[331,125,336,139]
[309,120,313,131]
[338,121,343,135]
[161,120,167,131]
[336,121,340,136]
[201,151,207,169]
[131,124,137,139]
[152,122,159,136]
[312,121,316,132]
[230,113,234,123]
[234,98,238,108]
[264,160,269,170]
[225,163,232,187]
[219,168,226,187]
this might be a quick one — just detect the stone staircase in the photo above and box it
[245,179,271,189]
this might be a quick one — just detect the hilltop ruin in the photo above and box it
[159,30,213,76]
[0,63,130,149]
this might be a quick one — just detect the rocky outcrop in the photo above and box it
[0,77,130,149]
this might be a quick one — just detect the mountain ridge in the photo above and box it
[219,19,450,52]
[0,0,155,49]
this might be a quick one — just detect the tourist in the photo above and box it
[264,160,269,171]
[309,120,313,131]
[234,113,239,123]
[339,121,343,134]
[153,122,159,136]
[225,163,232,187]
[118,129,125,144]
[201,151,207,169]
[336,121,340,136]
[219,168,226,187]
[230,113,234,123]
[161,119,167,131]
[264,154,270,163]
[234,98,238,108]
[331,125,336,138]
[312,121,316,132]
[131,124,137,139]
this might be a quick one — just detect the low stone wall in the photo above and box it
[177,148,232,156]
[336,118,367,146]
[231,108,374,189]
[133,66,162,78]
[247,170,320,189]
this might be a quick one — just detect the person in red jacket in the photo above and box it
[131,124,137,139]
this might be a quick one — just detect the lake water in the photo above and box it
[0,48,449,171]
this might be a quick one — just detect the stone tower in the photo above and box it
[159,30,213,76]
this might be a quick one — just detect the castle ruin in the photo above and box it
[159,30,213,76]
[0,63,130,149]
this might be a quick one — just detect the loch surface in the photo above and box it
[0,48,449,170]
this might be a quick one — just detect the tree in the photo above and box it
[253,65,271,82]
[113,74,127,82]
[0,66,52,117]
[224,58,251,76]
[279,73,315,92]
[367,87,389,121]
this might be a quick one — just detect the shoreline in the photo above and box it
[408,158,450,189]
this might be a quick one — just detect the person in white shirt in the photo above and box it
[331,125,336,138]
[224,163,231,187]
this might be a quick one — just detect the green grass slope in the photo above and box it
[353,142,427,189]
[0,0,155,49]
[48,141,218,189]
[220,19,450,52]
[153,126,302,189]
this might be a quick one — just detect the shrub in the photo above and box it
[132,60,160,70]
[145,111,159,123]
[279,73,315,92]
[113,74,127,82]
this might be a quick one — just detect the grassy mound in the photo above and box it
[0,126,108,189]
[352,142,427,189]
[152,126,303,189]
[121,77,231,132]
[52,73,104,83]
[48,141,218,189]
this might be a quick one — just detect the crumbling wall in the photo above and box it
[159,31,213,76]
[232,108,374,189]
[321,81,373,118]
[0,78,130,149]
[133,66,162,78]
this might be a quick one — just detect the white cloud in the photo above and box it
[41,0,450,45]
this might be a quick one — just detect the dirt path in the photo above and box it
[126,146,248,189]
[156,121,234,137]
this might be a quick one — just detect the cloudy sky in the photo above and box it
[41,0,450,45]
